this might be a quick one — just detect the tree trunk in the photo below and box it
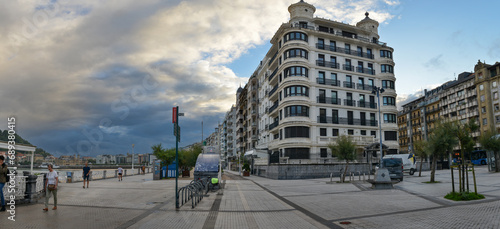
[342,162,349,183]
[431,156,437,182]
[419,157,424,177]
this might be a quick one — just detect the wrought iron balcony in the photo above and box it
[358,101,377,109]
[269,85,278,97]
[356,67,375,75]
[316,60,340,69]
[316,78,340,86]
[357,83,374,91]
[269,121,279,130]
[343,64,354,71]
[317,96,341,105]
[343,81,355,89]
[317,116,377,126]
[343,99,356,107]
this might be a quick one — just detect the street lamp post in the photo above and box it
[372,86,385,168]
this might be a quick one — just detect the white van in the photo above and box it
[383,154,417,175]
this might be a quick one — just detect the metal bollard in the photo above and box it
[330,173,333,182]
[363,173,365,181]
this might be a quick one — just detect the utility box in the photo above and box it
[67,171,73,183]
[153,160,161,180]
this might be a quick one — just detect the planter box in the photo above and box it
[243,171,250,176]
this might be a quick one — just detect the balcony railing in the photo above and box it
[343,64,354,71]
[343,81,355,89]
[357,83,374,91]
[358,101,377,109]
[355,67,375,75]
[268,103,278,113]
[317,116,377,126]
[269,121,279,130]
[316,60,340,69]
[268,67,278,81]
[343,99,356,107]
[316,78,340,86]
[291,23,387,48]
[269,85,278,96]
[317,96,341,105]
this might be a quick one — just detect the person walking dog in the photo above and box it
[43,164,58,211]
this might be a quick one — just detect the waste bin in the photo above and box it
[67,171,73,183]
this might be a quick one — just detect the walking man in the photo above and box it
[0,155,8,212]
[83,161,91,188]
[118,166,123,181]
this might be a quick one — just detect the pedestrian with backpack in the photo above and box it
[0,155,8,212]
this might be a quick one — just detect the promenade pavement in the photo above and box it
[1,166,499,228]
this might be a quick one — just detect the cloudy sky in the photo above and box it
[1,0,499,157]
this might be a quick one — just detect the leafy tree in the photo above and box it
[328,135,357,183]
[455,119,479,192]
[427,121,458,182]
[413,139,429,177]
[179,145,202,171]
[151,144,175,173]
[479,130,500,172]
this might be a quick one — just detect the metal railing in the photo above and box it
[177,177,210,208]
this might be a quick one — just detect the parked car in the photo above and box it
[382,157,404,181]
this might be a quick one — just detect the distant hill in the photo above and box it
[0,129,52,157]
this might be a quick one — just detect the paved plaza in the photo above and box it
[1,166,499,228]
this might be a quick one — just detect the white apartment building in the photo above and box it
[248,0,399,164]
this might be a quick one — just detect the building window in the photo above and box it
[457,90,464,97]
[381,64,394,73]
[284,66,308,78]
[384,131,397,141]
[284,48,308,60]
[284,32,308,43]
[482,107,486,113]
[493,81,497,88]
[320,148,328,158]
[380,50,392,59]
[284,105,309,117]
[348,129,354,135]
[332,129,339,136]
[495,104,500,111]
[284,126,310,138]
[481,95,485,102]
[494,92,499,100]
[383,96,396,106]
[384,114,397,123]
[480,84,484,91]
[371,131,376,137]
[483,118,487,125]
[496,116,500,123]
[320,128,327,136]
[382,80,395,89]
[361,130,366,135]
[284,148,310,159]
[459,109,466,115]
[284,85,309,97]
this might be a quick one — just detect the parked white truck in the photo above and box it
[383,154,417,175]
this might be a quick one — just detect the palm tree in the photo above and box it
[427,121,458,182]
[151,144,175,176]
[328,135,357,183]
[479,130,500,172]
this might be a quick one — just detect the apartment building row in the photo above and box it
[211,1,400,166]
[398,61,500,154]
